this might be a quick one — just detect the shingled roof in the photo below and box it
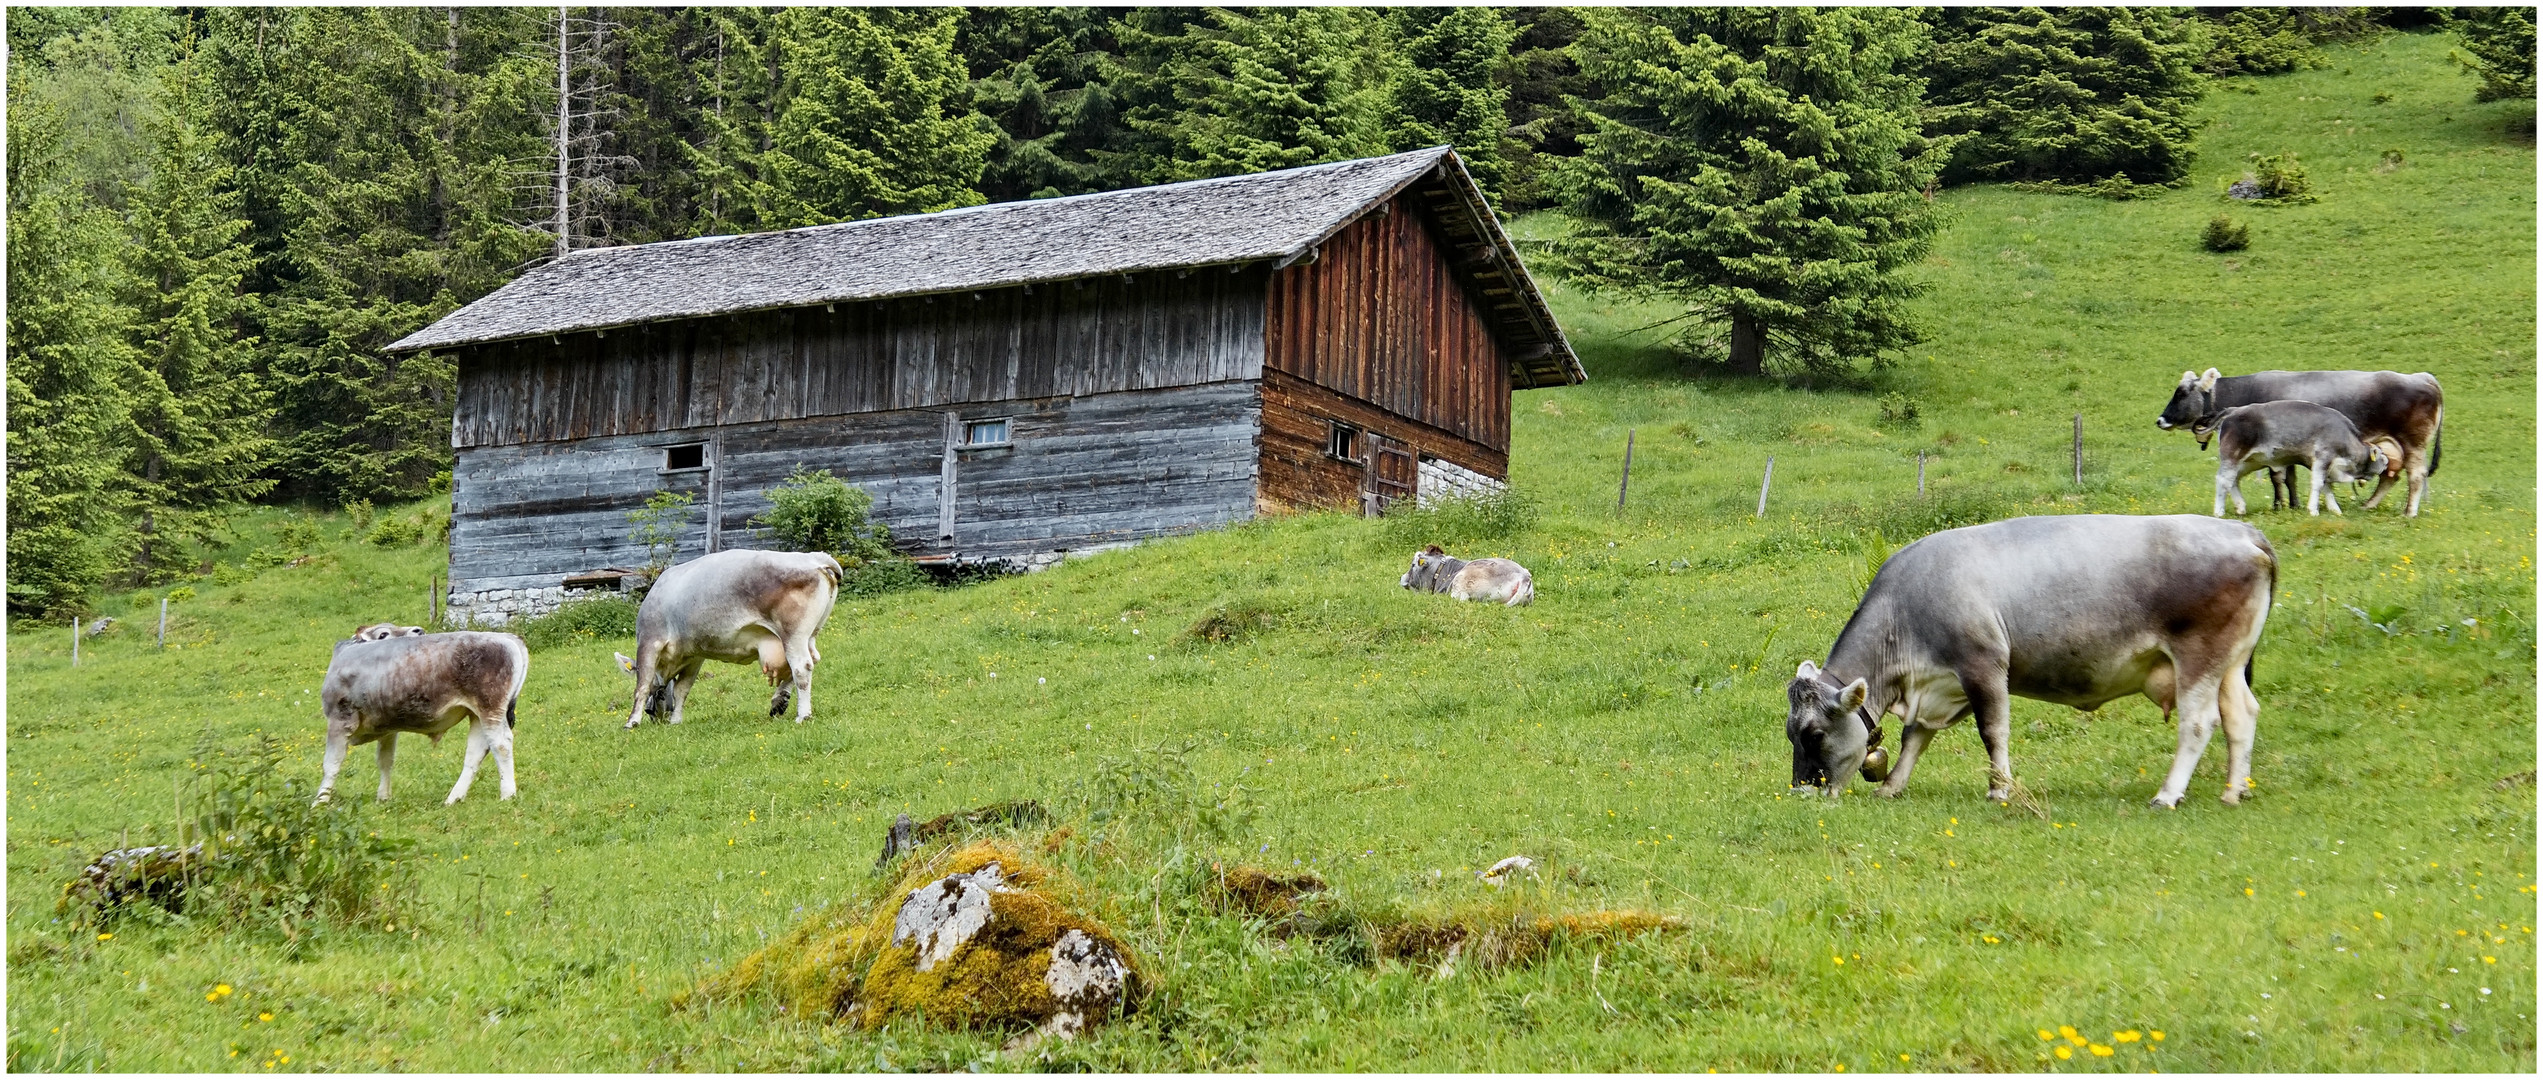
[388,148,1584,389]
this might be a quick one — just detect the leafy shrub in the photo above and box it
[1876,392,1922,428]
[626,489,696,579]
[2203,215,2251,252]
[364,505,447,547]
[752,468,926,597]
[188,734,416,937]
[275,517,322,556]
[2232,152,2317,205]
[2197,8,2329,76]
[1381,487,1537,550]
[514,593,639,650]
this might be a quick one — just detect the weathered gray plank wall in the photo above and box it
[448,382,1262,593]
[451,268,1270,448]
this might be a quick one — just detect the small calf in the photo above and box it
[2211,400,2387,517]
[1400,546,1534,606]
[318,628,529,805]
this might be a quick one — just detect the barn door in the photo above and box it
[1362,433,1416,517]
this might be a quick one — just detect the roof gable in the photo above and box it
[389,149,1582,387]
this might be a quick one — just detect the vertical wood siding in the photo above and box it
[449,381,1263,594]
[1255,369,1507,515]
[1262,194,1511,453]
[450,269,1269,448]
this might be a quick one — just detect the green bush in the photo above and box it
[2233,152,2318,204]
[2448,6,2536,102]
[188,734,416,937]
[1923,8,2207,187]
[2204,214,2251,252]
[1877,392,1923,428]
[754,467,928,597]
[514,594,640,650]
[626,490,696,579]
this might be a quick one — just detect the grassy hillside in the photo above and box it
[8,32,2532,1072]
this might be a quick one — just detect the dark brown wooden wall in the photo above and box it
[1256,369,1507,515]
[451,268,1269,448]
[1264,193,1511,454]
[449,381,1262,593]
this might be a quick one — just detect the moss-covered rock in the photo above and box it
[697,841,1135,1040]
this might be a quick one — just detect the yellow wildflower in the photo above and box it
[2090,1044,2113,1057]
[2054,1045,2073,1060]
[2060,1025,2084,1045]
[2150,1031,2165,1041]
[2115,1030,2141,1043]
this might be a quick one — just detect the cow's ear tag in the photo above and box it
[1838,679,1869,711]
[614,652,637,675]
[1795,660,1820,680]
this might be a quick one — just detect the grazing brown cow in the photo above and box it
[318,628,529,804]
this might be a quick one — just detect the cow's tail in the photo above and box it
[2248,528,2278,693]
[2427,406,2442,477]
[503,634,531,728]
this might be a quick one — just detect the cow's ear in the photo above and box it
[2197,368,2221,392]
[2178,369,2198,386]
[1837,678,1868,712]
[614,652,637,675]
[1795,660,1820,681]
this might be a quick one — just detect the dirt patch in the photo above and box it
[1208,863,1327,918]
[1373,909,1681,973]
[874,801,1051,869]
[697,841,1136,1038]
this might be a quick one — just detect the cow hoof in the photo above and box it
[623,719,643,730]
[2149,794,2182,809]
[2219,790,2243,806]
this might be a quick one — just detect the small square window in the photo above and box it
[1326,421,1360,461]
[663,443,706,471]
[963,418,1012,447]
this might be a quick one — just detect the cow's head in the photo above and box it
[1785,661,1886,796]
[2363,435,2404,481]
[1400,546,1450,591]
[350,623,424,643]
[2156,368,2223,432]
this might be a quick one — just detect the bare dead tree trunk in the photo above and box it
[1728,312,1765,376]
[555,5,571,257]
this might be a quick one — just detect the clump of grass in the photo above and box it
[1207,863,1327,919]
[2204,214,2252,252]
[1381,487,1536,551]
[2232,151,2319,204]
[159,734,418,940]
[1184,598,1284,646]
[513,593,639,651]
[1876,391,1922,428]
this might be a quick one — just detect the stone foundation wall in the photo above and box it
[443,543,1140,627]
[1416,457,1506,506]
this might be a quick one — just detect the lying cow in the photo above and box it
[2210,400,2388,517]
[317,625,529,804]
[615,549,841,728]
[2156,367,2443,516]
[1784,514,2275,809]
[1400,546,1534,606]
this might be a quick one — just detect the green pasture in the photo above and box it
[7,32,2533,1071]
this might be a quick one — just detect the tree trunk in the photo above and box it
[1728,312,1765,376]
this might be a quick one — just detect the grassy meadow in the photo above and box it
[7,31,2534,1072]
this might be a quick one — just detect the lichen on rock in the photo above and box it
[696,841,1135,1039]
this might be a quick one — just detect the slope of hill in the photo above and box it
[8,31,2532,1071]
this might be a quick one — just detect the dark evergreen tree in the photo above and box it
[760,8,995,225]
[1116,7,1389,183]
[1498,8,1592,212]
[676,8,782,236]
[2448,6,2536,102]
[1923,7,2205,187]
[1382,8,1516,195]
[7,74,143,614]
[118,51,276,580]
[961,8,1133,201]
[2195,7,2377,77]
[1559,8,1948,377]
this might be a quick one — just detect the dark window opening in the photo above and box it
[1326,421,1360,461]
[664,443,705,471]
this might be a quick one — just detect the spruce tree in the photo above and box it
[1382,8,1516,195]
[1499,8,1592,212]
[1117,8,1390,183]
[2449,6,2537,102]
[1560,8,1947,377]
[7,76,142,614]
[760,8,995,225]
[1922,8,2204,187]
[119,52,276,580]
[962,8,1130,201]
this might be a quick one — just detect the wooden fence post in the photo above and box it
[1917,452,1926,496]
[1756,456,1775,518]
[1616,428,1635,514]
[158,597,169,649]
[2073,413,2084,486]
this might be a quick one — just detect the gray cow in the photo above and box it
[1400,546,1534,606]
[2156,367,2443,516]
[616,549,841,728]
[1785,515,2275,809]
[2210,400,2388,517]
[318,626,530,804]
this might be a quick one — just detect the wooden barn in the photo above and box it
[388,147,1584,624]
